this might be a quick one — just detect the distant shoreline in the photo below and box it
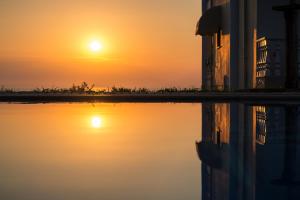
[1,92,300,103]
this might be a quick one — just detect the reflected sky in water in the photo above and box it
[0,103,201,200]
[1,102,300,200]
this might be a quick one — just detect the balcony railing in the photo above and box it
[256,38,284,88]
[255,106,286,145]
[256,106,267,145]
[256,37,300,88]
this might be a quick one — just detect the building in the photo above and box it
[197,103,255,200]
[196,103,300,200]
[197,0,300,90]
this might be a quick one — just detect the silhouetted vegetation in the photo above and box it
[0,86,14,93]
[0,82,202,95]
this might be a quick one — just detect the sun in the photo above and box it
[91,116,103,128]
[89,40,103,52]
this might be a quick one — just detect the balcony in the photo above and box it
[255,106,267,145]
[256,38,284,88]
[196,141,229,172]
[256,37,300,88]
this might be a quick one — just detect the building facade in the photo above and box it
[197,103,300,200]
[197,0,300,90]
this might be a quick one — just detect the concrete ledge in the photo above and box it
[0,92,300,103]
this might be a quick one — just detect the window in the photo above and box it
[217,28,222,48]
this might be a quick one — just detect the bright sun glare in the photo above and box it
[91,116,103,128]
[89,40,103,52]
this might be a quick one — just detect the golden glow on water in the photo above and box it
[91,116,103,128]
[89,40,103,52]
[0,103,201,200]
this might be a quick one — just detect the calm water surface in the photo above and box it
[0,103,201,200]
[1,102,300,200]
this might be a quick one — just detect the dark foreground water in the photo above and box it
[0,103,299,200]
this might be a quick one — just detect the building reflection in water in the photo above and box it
[196,103,300,200]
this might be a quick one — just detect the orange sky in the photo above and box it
[0,0,201,89]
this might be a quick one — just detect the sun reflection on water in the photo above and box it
[91,116,103,128]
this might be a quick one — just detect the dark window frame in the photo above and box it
[217,28,222,48]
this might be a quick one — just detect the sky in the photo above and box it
[0,0,201,89]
